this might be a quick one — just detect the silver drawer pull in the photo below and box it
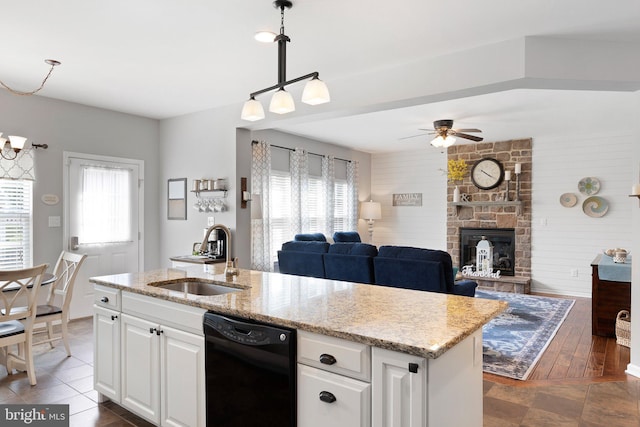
[319,391,336,403]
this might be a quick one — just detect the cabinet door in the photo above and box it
[93,305,120,402]
[160,325,206,427]
[298,364,370,427]
[121,313,160,424]
[372,348,426,427]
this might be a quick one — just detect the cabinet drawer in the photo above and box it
[94,285,121,311]
[122,292,205,336]
[298,331,371,381]
[298,364,370,427]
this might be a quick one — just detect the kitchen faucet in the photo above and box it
[200,224,238,277]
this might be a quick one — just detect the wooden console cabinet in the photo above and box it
[591,254,631,337]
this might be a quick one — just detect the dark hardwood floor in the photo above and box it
[484,294,631,386]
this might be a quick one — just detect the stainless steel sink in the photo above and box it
[150,280,241,296]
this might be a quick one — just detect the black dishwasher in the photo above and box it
[203,312,296,427]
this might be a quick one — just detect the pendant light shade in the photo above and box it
[241,97,266,121]
[8,136,27,150]
[269,88,295,114]
[301,77,330,105]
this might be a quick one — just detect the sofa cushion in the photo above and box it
[328,243,378,257]
[332,231,362,243]
[294,233,327,242]
[373,257,447,293]
[281,241,330,253]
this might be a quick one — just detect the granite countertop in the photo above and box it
[90,264,507,359]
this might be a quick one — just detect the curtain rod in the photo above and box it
[252,140,352,163]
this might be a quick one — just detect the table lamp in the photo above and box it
[360,200,382,240]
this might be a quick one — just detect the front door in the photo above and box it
[64,153,143,319]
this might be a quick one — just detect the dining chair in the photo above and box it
[0,263,48,386]
[33,251,86,357]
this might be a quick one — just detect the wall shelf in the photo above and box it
[450,200,522,215]
[629,194,640,207]
[191,189,227,198]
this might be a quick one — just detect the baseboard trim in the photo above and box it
[625,363,640,378]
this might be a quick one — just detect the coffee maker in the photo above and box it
[204,228,226,259]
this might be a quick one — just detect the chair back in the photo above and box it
[0,264,48,322]
[47,252,87,312]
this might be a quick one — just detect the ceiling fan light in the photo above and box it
[430,136,445,148]
[241,97,265,121]
[254,31,277,43]
[301,77,330,105]
[8,135,27,151]
[443,135,456,147]
[269,88,295,114]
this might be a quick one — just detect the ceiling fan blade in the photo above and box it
[398,133,428,141]
[452,128,482,133]
[454,132,484,142]
[418,128,436,132]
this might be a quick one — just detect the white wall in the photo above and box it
[531,134,634,297]
[371,149,447,249]
[158,106,238,268]
[0,91,160,271]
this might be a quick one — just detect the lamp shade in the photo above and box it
[360,201,381,220]
[8,136,27,150]
[269,88,295,114]
[241,98,265,121]
[301,77,330,105]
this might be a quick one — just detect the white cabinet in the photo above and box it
[297,331,371,427]
[93,305,120,402]
[121,313,160,422]
[298,364,370,427]
[93,286,206,427]
[120,293,206,427]
[372,348,426,427]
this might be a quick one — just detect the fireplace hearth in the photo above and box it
[460,228,515,276]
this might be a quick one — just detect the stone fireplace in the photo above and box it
[447,139,532,292]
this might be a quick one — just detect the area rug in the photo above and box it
[476,290,575,380]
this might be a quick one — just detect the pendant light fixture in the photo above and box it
[241,0,330,121]
[0,59,61,96]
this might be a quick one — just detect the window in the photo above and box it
[333,179,348,232]
[0,179,32,269]
[270,170,292,262]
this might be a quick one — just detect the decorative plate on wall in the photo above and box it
[578,177,600,195]
[559,193,578,207]
[583,196,609,218]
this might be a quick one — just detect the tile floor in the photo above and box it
[0,318,638,426]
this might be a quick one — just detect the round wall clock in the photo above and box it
[471,158,504,190]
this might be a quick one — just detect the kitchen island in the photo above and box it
[91,264,506,427]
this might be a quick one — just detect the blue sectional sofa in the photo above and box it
[277,236,477,297]
[374,246,477,297]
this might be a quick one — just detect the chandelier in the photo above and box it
[0,133,48,160]
[0,59,61,96]
[241,0,330,121]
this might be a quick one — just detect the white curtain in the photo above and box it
[251,141,272,271]
[0,147,35,180]
[322,156,335,236]
[346,160,359,231]
[79,166,131,244]
[290,148,309,235]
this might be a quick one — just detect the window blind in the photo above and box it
[270,171,292,262]
[0,179,32,269]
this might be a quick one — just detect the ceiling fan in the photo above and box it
[402,119,483,148]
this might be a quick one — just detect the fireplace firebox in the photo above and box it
[459,228,515,276]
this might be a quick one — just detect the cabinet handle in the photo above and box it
[156,329,163,336]
[319,353,336,365]
[150,327,156,334]
[319,391,336,404]
[111,315,118,321]
[100,297,109,303]
[408,363,419,373]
